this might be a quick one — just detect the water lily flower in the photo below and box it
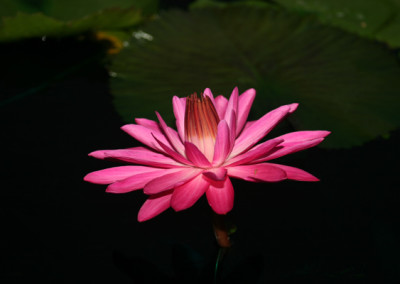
[84,87,329,222]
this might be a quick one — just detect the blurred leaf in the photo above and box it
[273,0,400,48]
[375,0,400,47]
[191,0,400,48]
[110,5,400,148]
[43,0,158,20]
[190,0,271,9]
[0,0,158,42]
[0,9,141,42]
[0,0,39,16]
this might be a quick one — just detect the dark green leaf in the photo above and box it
[0,0,39,17]
[110,6,400,148]
[0,0,158,42]
[43,0,158,20]
[273,0,400,48]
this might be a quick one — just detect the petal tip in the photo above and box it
[137,214,148,222]
[88,150,105,159]
[288,103,299,113]
[83,173,92,182]
[120,124,131,132]
[230,87,239,97]
[105,184,123,193]
[321,130,331,137]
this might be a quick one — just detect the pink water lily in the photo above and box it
[84,87,329,222]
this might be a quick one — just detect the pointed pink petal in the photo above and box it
[206,177,234,215]
[229,104,292,158]
[228,110,237,149]
[256,130,330,162]
[171,174,210,211]
[224,138,283,167]
[227,163,287,182]
[203,88,214,97]
[288,103,299,113]
[277,130,330,142]
[134,118,160,132]
[236,88,256,136]
[106,168,182,193]
[173,96,186,140]
[137,190,173,222]
[152,134,193,166]
[214,95,228,119]
[212,120,231,166]
[203,167,227,181]
[203,88,217,106]
[266,163,319,181]
[155,112,185,156]
[224,87,238,130]
[143,168,201,194]
[121,124,171,153]
[88,149,109,159]
[90,147,185,168]
[184,142,212,168]
[84,166,152,184]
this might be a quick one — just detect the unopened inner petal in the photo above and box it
[184,93,220,161]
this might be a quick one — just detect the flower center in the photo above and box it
[184,93,220,161]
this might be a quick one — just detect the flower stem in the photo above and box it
[212,212,235,283]
[214,247,225,284]
[212,212,232,248]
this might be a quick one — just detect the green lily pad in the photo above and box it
[0,0,158,42]
[110,5,400,148]
[0,0,38,16]
[191,0,400,48]
[43,0,158,20]
[272,0,400,48]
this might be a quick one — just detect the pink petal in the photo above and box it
[256,130,330,162]
[266,163,319,181]
[90,147,185,168]
[106,168,182,193]
[206,177,234,215]
[278,130,330,142]
[121,124,171,153]
[229,104,292,158]
[288,103,299,113]
[203,167,227,181]
[236,88,256,136]
[88,149,111,159]
[134,118,160,132]
[224,138,283,167]
[152,134,193,166]
[212,120,231,166]
[214,95,228,119]
[224,87,238,130]
[143,168,202,194]
[241,120,256,133]
[172,96,186,140]
[184,142,212,168]
[84,166,152,184]
[228,110,237,148]
[137,190,173,222]
[171,174,210,211]
[227,163,287,182]
[203,88,217,106]
[155,112,185,156]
